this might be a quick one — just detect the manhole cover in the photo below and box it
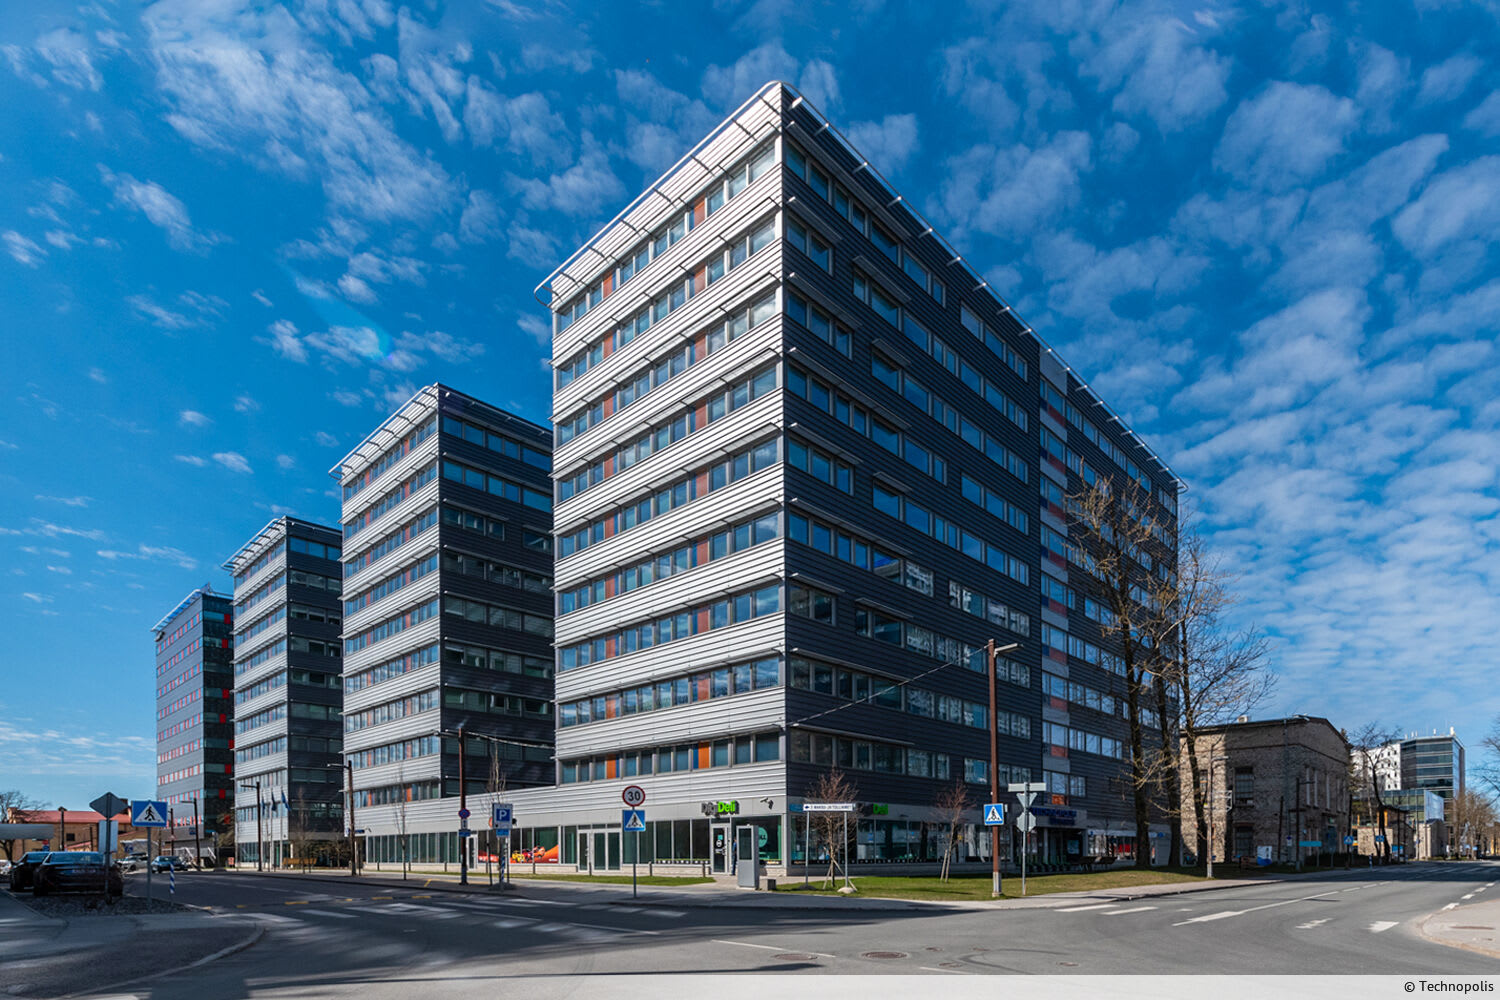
[862,951,908,960]
[774,953,819,962]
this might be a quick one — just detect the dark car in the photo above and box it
[8,851,52,892]
[150,855,187,873]
[32,851,122,898]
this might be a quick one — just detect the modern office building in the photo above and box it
[223,517,346,867]
[516,80,1182,875]
[1400,730,1465,805]
[151,585,234,857]
[331,384,555,869]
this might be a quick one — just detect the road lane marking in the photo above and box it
[1463,894,1475,899]
[1474,888,1486,894]
[493,918,537,929]
[1367,921,1398,933]
[920,967,969,974]
[713,939,832,957]
[1295,919,1329,930]
[1057,903,1118,912]
[1444,904,1459,910]
[1174,910,1239,925]
[298,909,356,919]
[1103,906,1156,916]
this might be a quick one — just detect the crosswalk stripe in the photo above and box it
[1103,906,1155,916]
[1057,903,1117,912]
[297,909,356,919]
[493,918,537,929]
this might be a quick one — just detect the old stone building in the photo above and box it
[1180,715,1350,867]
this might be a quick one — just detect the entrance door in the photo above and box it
[711,824,730,874]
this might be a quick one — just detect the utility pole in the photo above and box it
[345,761,357,878]
[57,806,66,851]
[458,725,468,886]
[986,639,1001,898]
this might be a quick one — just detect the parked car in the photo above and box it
[32,851,123,898]
[150,855,187,873]
[117,855,143,873]
[0,859,12,877]
[8,851,52,892]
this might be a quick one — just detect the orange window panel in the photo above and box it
[697,744,711,769]
[606,758,618,779]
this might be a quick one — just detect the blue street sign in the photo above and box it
[622,809,646,832]
[493,802,513,834]
[983,803,1005,826]
[131,800,168,828]
[1374,835,1386,842]
[1344,836,1355,845]
[458,808,470,819]
[1299,840,1322,847]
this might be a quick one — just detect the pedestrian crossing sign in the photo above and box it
[983,803,1005,826]
[622,809,646,832]
[131,800,168,828]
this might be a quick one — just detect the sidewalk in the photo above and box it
[1420,897,1500,960]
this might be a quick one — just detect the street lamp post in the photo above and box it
[986,639,1020,898]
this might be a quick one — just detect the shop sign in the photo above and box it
[871,804,889,815]
[1031,806,1078,826]
[701,800,740,816]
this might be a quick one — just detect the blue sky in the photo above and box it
[1,1,1496,810]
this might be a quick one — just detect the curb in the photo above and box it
[1417,911,1500,962]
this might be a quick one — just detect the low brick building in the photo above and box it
[1180,715,1350,867]
[3,808,135,858]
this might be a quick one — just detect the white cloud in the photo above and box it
[96,543,198,570]
[1214,82,1357,191]
[98,166,220,251]
[267,319,307,363]
[34,495,90,507]
[178,409,212,427]
[276,454,296,470]
[1416,52,1482,105]
[315,431,339,447]
[1463,92,1500,137]
[251,288,273,307]
[510,145,625,217]
[234,393,259,413]
[938,132,1092,240]
[458,189,503,243]
[700,44,839,113]
[338,273,378,303]
[847,114,919,172]
[1392,156,1500,259]
[87,367,108,383]
[3,230,46,267]
[463,82,572,167]
[174,454,207,466]
[212,451,253,474]
[1080,12,1231,132]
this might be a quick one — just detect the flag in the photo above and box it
[281,789,289,812]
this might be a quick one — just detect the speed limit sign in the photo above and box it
[622,785,646,807]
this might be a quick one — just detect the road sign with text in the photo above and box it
[622,785,646,807]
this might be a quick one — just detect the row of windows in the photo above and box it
[1041,721,1125,760]
[236,605,286,650]
[441,504,553,553]
[558,511,780,615]
[559,657,780,728]
[441,415,550,471]
[441,687,550,719]
[233,545,281,588]
[948,582,1032,638]
[290,568,341,593]
[959,303,1029,382]
[342,461,437,542]
[289,636,340,659]
[784,290,850,356]
[557,362,779,503]
[558,289,778,446]
[343,643,438,694]
[1043,769,1088,800]
[786,435,855,493]
[1042,671,1122,719]
[158,636,204,675]
[557,436,780,559]
[1039,623,1125,676]
[554,143,775,342]
[352,780,442,809]
[344,597,439,654]
[872,484,1029,586]
[349,735,441,771]
[158,660,203,699]
[791,729,946,780]
[236,737,286,765]
[785,215,832,273]
[344,553,437,616]
[160,763,203,784]
[1053,386,1155,496]
[787,656,1031,738]
[342,416,437,501]
[158,739,200,764]
[346,508,437,577]
[289,536,341,561]
[236,669,285,706]
[959,473,1029,536]
[236,573,285,617]
[559,582,782,671]
[157,608,230,652]
[236,704,284,735]
[443,640,554,680]
[442,595,553,638]
[560,731,781,783]
[158,713,202,743]
[440,551,552,597]
[787,509,934,598]
[343,689,439,733]
[235,667,341,707]
[289,603,341,628]
[848,601,1033,690]
[787,361,1028,491]
[158,687,202,720]
[442,460,552,512]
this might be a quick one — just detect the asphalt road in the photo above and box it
[41,859,1477,997]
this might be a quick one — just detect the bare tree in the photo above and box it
[932,780,971,882]
[1155,525,1273,864]
[1450,789,1498,858]
[807,769,858,887]
[1348,723,1399,862]
[1481,718,1500,802]
[0,790,42,861]
[1068,477,1176,868]
[487,745,508,878]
